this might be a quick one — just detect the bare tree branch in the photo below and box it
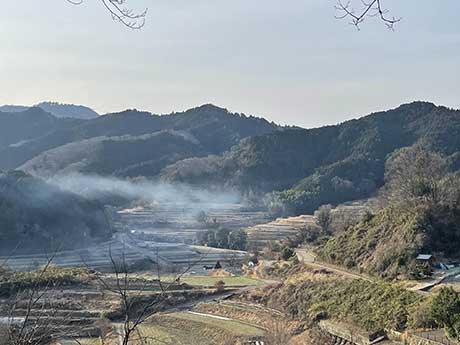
[335,0,401,30]
[66,0,147,29]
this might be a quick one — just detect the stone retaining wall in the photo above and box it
[408,332,458,345]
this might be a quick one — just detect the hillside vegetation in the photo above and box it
[1,104,277,174]
[20,131,205,178]
[4,101,460,218]
[0,102,99,119]
[0,171,111,254]
[245,265,422,333]
[162,102,460,214]
[318,146,460,278]
[0,107,81,150]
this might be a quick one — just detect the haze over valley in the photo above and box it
[3,97,460,344]
[2,2,460,343]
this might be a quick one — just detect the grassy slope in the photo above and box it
[317,207,425,278]
[246,265,423,333]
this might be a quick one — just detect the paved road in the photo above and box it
[296,248,374,282]
[296,248,434,296]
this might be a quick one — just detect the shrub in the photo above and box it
[0,266,90,297]
[264,277,422,332]
[214,280,226,292]
[430,287,460,340]
[280,246,295,261]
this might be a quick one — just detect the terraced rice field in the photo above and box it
[246,215,316,249]
[1,202,269,274]
[137,311,265,345]
[73,301,267,345]
[194,300,292,332]
[117,203,270,244]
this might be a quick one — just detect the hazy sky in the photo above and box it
[1,1,459,128]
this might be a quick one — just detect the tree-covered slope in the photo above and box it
[35,101,99,119]
[162,102,460,214]
[0,171,111,254]
[20,131,205,178]
[0,102,99,119]
[0,107,81,149]
[318,147,460,279]
[0,104,278,172]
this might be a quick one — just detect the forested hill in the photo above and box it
[0,102,99,119]
[161,102,460,214]
[0,107,81,149]
[0,104,278,173]
[0,171,111,254]
[5,101,460,216]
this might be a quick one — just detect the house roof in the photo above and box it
[416,254,433,261]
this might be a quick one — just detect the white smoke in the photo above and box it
[48,173,240,209]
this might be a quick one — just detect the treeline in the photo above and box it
[197,227,248,251]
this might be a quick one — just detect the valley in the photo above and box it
[3,101,460,344]
[2,2,459,343]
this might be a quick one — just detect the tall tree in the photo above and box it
[384,145,448,209]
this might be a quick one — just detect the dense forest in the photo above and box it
[0,171,111,254]
[163,102,460,215]
[0,104,277,173]
[3,101,460,217]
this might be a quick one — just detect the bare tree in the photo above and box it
[264,318,293,345]
[86,248,206,345]
[66,0,147,29]
[335,0,401,29]
[314,205,332,235]
[384,145,448,209]
[2,254,88,345]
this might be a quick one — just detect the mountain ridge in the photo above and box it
[1,104,279,176]
[4,100,460,217]
[160,101,460,214]
[0,101,99,120]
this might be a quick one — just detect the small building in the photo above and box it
[416,254,436,267]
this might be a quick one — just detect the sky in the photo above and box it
[1,0,459,128]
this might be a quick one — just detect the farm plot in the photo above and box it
[137,311,265,345]
[163,275,263,287]
[117,203,270,244]
[247,215,316,249]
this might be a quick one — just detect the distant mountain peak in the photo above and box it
[0,105,29,113]
[35,101,99,119]
[0,101,99,120]
[191,104,229,113]
[397,101,437,110]
[110,109,153,116]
